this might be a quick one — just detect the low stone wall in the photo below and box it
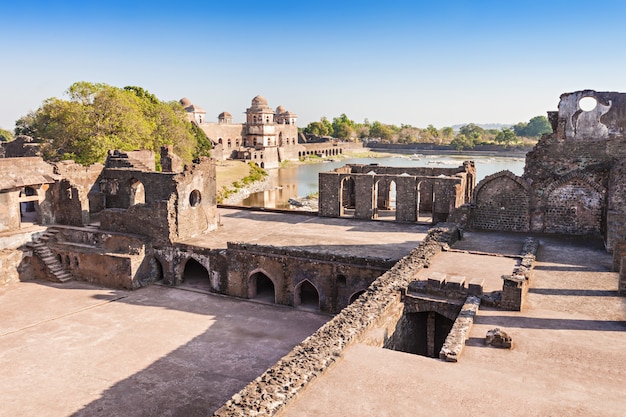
[500,237,539,311]
[212,223,460,417]
[439,296,481,362]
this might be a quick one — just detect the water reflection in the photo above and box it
[240,154,526,208]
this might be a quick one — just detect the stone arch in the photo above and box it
[340,176,355,217]
[248,269,276,303]
[416,180,433,224]
[151,256,164,282]
[471,170,530,231]
[129,178,145,206]
[349,289,366,304]
[181,257,210,290]
[294,279,319,310]
[543,173,605,235]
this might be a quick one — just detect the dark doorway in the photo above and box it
[349,290,366,304]
[249,271,275,303]
[296,280,319,310]
[181,258,211,291]
[386,311,454,358]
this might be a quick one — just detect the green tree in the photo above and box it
[0,127,14,142]
[332,114,356,140]
[459,123,485,144]
[441,126,454,142]
[450,133,475,151]
[513,115,551,137]
[369,121,395,142]
[495,128,519,146]
[304,121,331,136]
[14,82,207,166]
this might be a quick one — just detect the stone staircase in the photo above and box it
[28,229,72,283]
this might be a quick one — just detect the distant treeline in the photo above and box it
[301,114,552,150]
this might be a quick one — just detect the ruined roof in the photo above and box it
[219,111,232,118]
[0,157,59,190]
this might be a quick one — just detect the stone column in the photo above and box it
[427,311,436,357]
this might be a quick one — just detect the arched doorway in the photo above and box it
[249,271,275,303]
[349,290,366,304]
[417,181,434,224]
[129,179,145,206]
[295,280,319,310]
[340,177,355,217]
[19,186,38,225]
[181,258,210,291]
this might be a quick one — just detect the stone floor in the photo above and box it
[185,208,430,260]
[0,281,329,417]
[281,232,626,416]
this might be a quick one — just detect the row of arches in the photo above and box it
[153,256,368,312]
[298,148,343,158]
[338,176,435,223]
[471,170,605,235]
[248,271,364,310]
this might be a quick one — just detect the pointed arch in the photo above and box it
[294,279,319,310]
[129,178,145,206]
[349,289,366,305]
[181,257,210,290]
[248,269,276,303]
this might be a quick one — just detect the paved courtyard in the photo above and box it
[282,232,626,417]
[184,208,430,260]
[0,281,329,417]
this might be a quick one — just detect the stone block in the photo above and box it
[468,277,484,296]
[444,275,466,291]
[427,271,446,289]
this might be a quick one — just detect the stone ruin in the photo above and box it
[467,90,626,294]
[1,90,625,416]
[318,161,476,223]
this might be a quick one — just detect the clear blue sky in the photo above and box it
[2,0,626,130]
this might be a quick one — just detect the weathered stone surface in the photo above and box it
[486,327,513,349]
[469,90,626,254]
[212,223,460,417]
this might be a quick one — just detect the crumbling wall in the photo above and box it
[319,162,473,222]
[213,223,460,416]
[467,90,626,251]
[223,242,394,313]
[471,171,531,231]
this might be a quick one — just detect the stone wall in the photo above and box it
[51,161,104,226]
[220,242,393,314]
[470,171,531,231]
[213,223,460,416]
[98,157,217,244]
[468,90,626,252]
[33,226,156,289]
[319,162,474,223]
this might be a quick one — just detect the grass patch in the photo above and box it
[217,162,268,204]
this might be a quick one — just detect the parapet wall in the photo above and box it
[213,223,460,416]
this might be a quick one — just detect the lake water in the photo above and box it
[240,154,527,209]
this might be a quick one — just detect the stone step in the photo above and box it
[444,275,466,291]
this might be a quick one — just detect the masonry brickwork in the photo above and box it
[469,90,626,255]
[319,162,475,223]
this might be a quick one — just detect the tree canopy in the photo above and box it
[0,127,13,142]
[15,82,210,166]
[513,115,552,137]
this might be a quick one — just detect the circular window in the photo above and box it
[579,96,597,112]
[189,190,201,207]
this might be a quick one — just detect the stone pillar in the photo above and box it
[396,176,417,222]
[426,311,436,357]
[318,173,342,217]
[501,275,527,311]
[354,174,376,220]
[617,256,626,297]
